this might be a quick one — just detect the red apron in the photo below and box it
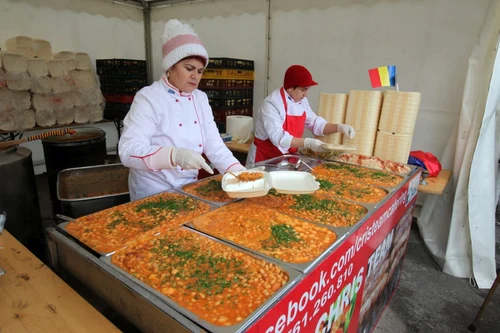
[254,88,306,163]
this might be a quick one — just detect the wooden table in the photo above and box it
[0,231,120,333]
[224,142,452,196]
[417,169,452,195]
[225,141,251,154]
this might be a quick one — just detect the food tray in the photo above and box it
[185,202,341,273]
[247,190,369,230]
[298,148,345,162]
[57,163,130,218]
[314,175,389,206]
[100,227,302,333]
[57,221,163,258]
[320,143,358,152]
[56,190,215,256]
[254,154,322,172]
[311,161,406,188]
[173,174,241,207]
[300,151,416,176]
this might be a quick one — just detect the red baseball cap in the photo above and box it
[283,65,318,89]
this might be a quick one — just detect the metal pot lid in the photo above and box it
[41,127,105,144]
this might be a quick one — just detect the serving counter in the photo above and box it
[46,155,421,333]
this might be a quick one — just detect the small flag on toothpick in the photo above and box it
[368,65,398,91]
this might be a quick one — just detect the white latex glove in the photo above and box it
[304,138,326,153]
[148,146,174,170]
[338,124,356,139]
[226,164,246,173]
[172,148,213,174]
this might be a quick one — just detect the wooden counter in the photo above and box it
[0,231,120,333]
[225,141,251,154]
[418,169,452,196]
[224,142,452,196]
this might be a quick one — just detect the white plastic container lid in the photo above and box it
[222,170,319,198]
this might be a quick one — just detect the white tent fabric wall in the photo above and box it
[150,0,268,118]
[0,0,144,173]
[268,0,489,157]
[418,0,500,289]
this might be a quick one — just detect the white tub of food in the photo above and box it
[222,170,319,198]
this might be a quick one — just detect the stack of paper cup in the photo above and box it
[342,90,383,156]
[315,92,348,145]
[374,91,421,163]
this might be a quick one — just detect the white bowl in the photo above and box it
[222,170,271,198]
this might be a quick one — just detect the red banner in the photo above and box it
[246,171,421,333]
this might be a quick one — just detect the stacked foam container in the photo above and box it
[0,36,105,131]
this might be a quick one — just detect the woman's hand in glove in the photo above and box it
[148,146,213,173]
[304,138,326,153]
[337,124,356,139]
[172,148,213,174]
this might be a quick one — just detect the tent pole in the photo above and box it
[264,0,272,96]
[141,0,154,84]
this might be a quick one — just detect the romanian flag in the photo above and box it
[368,65,396,88]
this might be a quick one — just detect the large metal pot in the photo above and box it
[42,127,107,216]
[0,146,44,256]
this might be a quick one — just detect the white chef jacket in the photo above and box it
[246,88,328,166]
[119,75,242,201]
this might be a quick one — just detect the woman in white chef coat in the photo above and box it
[246,65,356,166]
[119,19,245,201]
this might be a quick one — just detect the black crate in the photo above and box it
[202,88,253,99]
[212,106,253,123]
[207,58,254,70]
[208,97,253,107]
[96,58,146,69]
[101,84,143,95]
[199,79,254,89]
[96,59,147,78]
[98,67,147,78]
[99,76,147,86]
[104,102,132,120]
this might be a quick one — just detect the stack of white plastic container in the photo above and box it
[0,36,105,131]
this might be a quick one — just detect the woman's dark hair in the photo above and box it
[180,55,207,67]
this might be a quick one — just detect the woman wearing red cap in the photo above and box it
[246,65,356,166]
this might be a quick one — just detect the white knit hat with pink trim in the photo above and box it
[161,19,209,71]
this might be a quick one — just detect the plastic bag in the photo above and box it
[408,151,442,177]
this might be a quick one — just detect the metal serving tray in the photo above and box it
[299,154,417,177]
[296,150,417,176]
[56,221,127,258]
[184,189,379,273]
[254,154,322,172]
[100,226,302,333]
[55,190,218,257]
[173,174,241,207]
[184,214,345,274]
[296,156,411,190]
[57,163,130,218]
[47,227,206,333]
